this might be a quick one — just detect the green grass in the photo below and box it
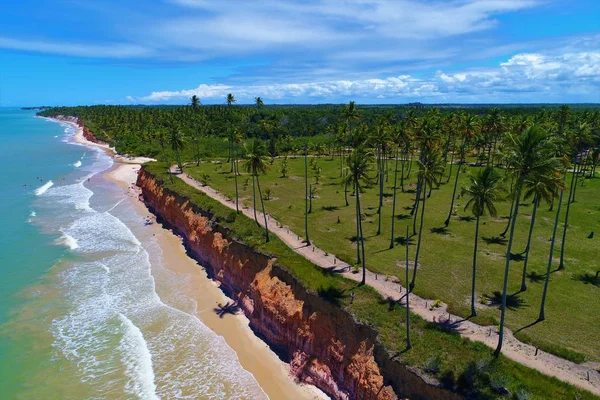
[145,162,598,400]
[184,155,600,364]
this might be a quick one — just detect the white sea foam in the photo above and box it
[34,180,54,196]
[73,160,82,168]
[30,211,36,217]
[118,313,159,400]
[57,234,79,250]
[40,124,266,399]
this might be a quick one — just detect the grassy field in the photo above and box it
[185,155,600,363]
[145,162,598,400]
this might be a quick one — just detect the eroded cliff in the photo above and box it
[137,168,463,400]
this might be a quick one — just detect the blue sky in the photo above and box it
[1,0,599,106]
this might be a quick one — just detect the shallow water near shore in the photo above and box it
[0,109,281,399]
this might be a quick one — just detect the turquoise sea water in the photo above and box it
[0,109,267,399]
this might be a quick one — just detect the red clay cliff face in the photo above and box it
[137,168,463,400]
[75,118,101,144]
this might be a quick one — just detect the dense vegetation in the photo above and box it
[40,100,600,397]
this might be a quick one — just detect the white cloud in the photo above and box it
[133,44,600,103]
[0,37,151,58]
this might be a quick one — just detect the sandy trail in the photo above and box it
[172,166,600,396]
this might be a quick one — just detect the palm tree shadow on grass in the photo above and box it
[458,215,475,222]
[526,271,545,283]
[572,271,600,287]
[430,226,449,235]
[214,301,240,318]
[482,236,508,245]
[378,296,400,311]
[322,205,339,211]
[509,252,525,261]
[318,286,347,306]
[394,236,415,246]
[484,291,527,310]
[396,213,411,220]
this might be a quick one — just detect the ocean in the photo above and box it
[0,109,268,399]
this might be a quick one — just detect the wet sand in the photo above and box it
[105,164,327,400]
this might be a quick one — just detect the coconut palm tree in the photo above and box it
[371,120,389,235]
[345,145,374,285]
[519,168,564,291]
[538,188,565,321]
[255,96,264,108]
[304,144,311,246]
[404,224,411,350]
[243,139,270,242]
[461,167,502,316]
[226,93,237,171]
[190,95,201,109]
[170,128,185,172]
[410,149,444,291]
[495,124,559,356]
[445,113,479,227]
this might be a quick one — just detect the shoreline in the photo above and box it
[48,116,326,400]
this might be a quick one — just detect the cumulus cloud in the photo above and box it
[133,43,600,103]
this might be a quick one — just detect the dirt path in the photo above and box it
[171,167,600,396]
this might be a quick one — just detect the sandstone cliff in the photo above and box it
[137,168,463,400]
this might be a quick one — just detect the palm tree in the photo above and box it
[304,144,311,246]
[519,169,564,291]
[495,124,559,356]
[404,224,411,350]
[389,135,401,249]
[226,93,237,172]
[343,101,360,137]
[445,113,479,227]
[255,96,264,108]
[170,128,185,172]
[410,149,444,291]
[461,167,502,316]
[371,120,389,235]
[226,93,236,107]
[538,188,565,321]
[243,139,270,242]
[190,95,201,109]
[558,122,591,269]
[345,145,374,284]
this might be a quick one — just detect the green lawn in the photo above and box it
[185,155,600,363]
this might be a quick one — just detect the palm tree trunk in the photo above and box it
[412,177,421,236]
[344,170,349,206]
[471,215,480,316]
[444,151,462,227]
[255,176,270,242]
[572,156,585,201]
[495,185,522,357]
[445,137,456,184]
[559,166,577,269]
[407,150,413,178]
[539,189,564,321]
[520,196,539,291]
[410,185,426,291]
[305,146,310,246]
[400,150,406,192]
[309,184,313,213]
[251,174,258,225]
[405,225,411,349]
[233,146,239,213]
[377,146,384,235]
[355,183,361,265]
[356,178,366,285]
[500,195,515,238]
[390,148,400,249]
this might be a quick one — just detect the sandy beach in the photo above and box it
[61,118,326,399]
